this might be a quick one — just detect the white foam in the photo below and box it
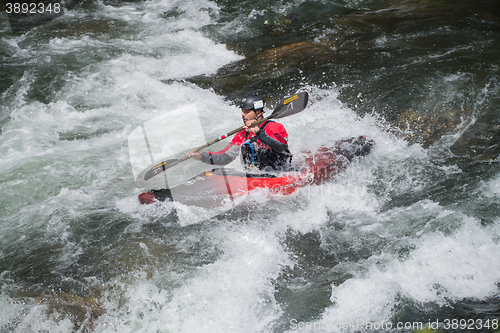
[283,212,500,332]
[96,223,291,333]
[480,172,500,198]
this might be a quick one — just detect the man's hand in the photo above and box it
[187,149,202,160]
[243,119,260,134]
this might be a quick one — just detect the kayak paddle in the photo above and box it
[141,91,309,182]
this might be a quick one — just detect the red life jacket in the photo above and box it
[211,120,292,170]
[211,120,288,154]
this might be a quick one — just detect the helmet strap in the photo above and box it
[255,111,263,121]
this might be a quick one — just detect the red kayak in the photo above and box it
[138,136,374,207]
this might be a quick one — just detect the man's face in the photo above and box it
[241,108,257,125]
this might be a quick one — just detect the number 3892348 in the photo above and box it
[5,2,62,14]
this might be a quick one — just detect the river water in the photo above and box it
[1,0,500,332]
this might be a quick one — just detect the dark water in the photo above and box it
[1,0,500,332]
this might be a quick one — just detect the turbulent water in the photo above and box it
[1,0,500,332]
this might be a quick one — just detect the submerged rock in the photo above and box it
[450,110,500,161]
[263,13,299,36]
[395,109,465,147]
[35,293,104,332]
[187,39,339,103]
[2,292,103,332]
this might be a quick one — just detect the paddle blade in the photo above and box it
[141,158,184,182]
[270,91,309,119]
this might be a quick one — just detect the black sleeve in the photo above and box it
[199,144,240,165]
[254,128,288,152]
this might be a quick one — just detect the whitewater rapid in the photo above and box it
[1,0,500,332]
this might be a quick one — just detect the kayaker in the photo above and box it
[186,95,292,171]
